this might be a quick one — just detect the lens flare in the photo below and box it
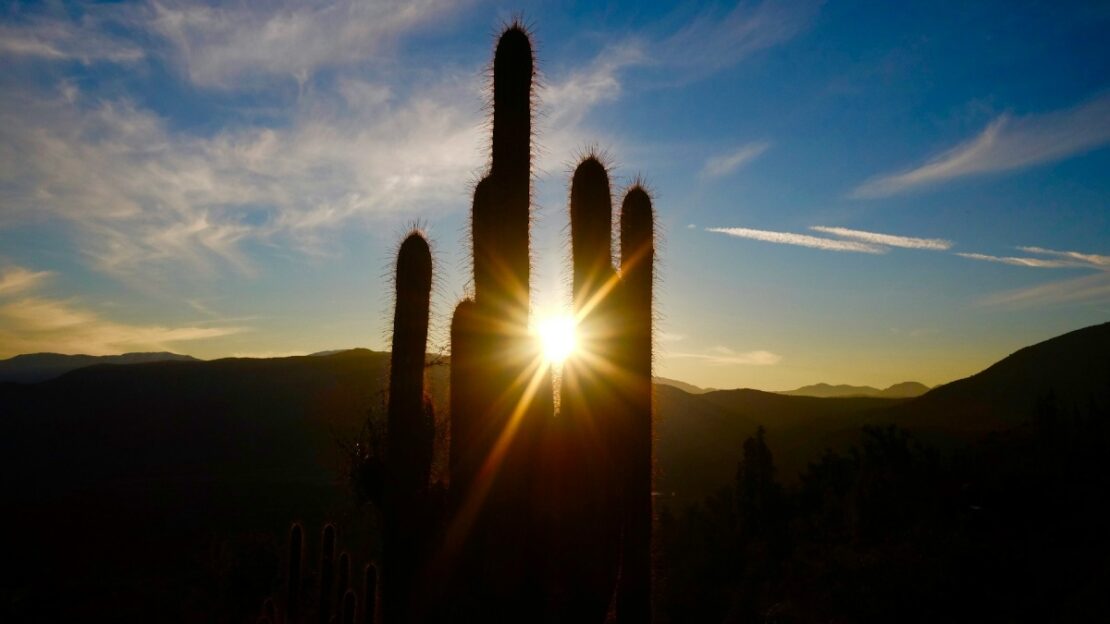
[536,314,577,365]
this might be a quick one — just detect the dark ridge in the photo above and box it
[0,351,199,384]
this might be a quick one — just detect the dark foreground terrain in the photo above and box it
[2,323,1108,622]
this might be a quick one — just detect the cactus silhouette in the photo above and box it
[337,551,351,617]
[266,524,381,624]
[379,23,654,622]
[288,523,304,622]
[383,232,435,623]
[363,563,378,624]
[319,524,337,624]
[343,589,357,624]
[616,186,655,622]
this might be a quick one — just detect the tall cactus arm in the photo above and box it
[616,186,655,623]
[383,233,433,624]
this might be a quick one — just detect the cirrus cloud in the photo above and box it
[707,226,887,253]
[1016,246,1110,268]
[810,226,952,251]
[0,266,54,296]
[852,93,1110,198]
[701,142,771,178]
[670,346,782,366]
[955,252,1082,269]
[0,11,143,64]
[147,0,464,88]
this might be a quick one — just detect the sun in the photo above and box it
[535,314,578,366]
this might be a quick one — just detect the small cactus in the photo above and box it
[319,524,336,624]
[336,551,351,621]
[288,523,304,622]
[342,589,357,624]
[363,563,378,624]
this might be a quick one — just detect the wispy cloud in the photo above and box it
[535,42,647,168]
[147,0,461,88]
[1,2,462,88]
[0,296,242,358]
[538,0,814,149]
[0,13,143,64]
[0,266,53,296]
[0,1,816,287]
[852,93,1110,198]
[979,272,1110,308]
[659,0,819,77]
[1017,246,1110,268]
[701,142,770,178]
[542,41,645,129]
[810,226,953,250]
[959,244,1110,306]
[956,252,1092,269]
[707,227,887,253]
[671,346,782,366]
[0,78,483,279]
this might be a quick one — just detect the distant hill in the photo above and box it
[658,322,1110,506]
[309,348,352,357]
[653,376,713,394]
[0,351,199,383]
[890,321,1110,433]
[779,380,929,398]
[879,380,931,397]
[656,387,906,507]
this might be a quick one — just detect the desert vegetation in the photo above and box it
[371,24,655,622]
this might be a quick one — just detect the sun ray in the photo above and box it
[439,351,549,559]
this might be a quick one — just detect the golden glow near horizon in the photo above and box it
[536,314,578,366]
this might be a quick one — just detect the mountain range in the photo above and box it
[2,322,1107,620]
[2,353,927,399]
[0,351,198,384]
[777,380,929,398]
[3,323,1106,504]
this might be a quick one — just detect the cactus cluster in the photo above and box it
[380,23,655,622]
[260,523,378,624]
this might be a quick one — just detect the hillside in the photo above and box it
[656,387,904,507]
[658,322,1110,505]
[653,376,712,394]
[890,321,1110,432]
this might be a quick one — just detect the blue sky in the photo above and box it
[1,1,1107,390]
